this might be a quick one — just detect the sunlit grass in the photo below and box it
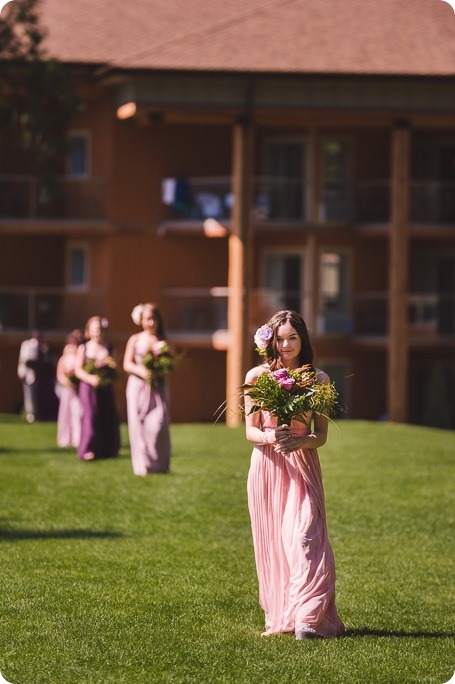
[0,417,454,684]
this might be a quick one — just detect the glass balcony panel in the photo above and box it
[162,177,232,221]
[0,175,108,221]
[250,289,303,328]
[161,288,228,334]
[409,293,455,337]
[253,177,306,222]
[411,182,455,224]
[319,188,354,222]
[0,288,108,332]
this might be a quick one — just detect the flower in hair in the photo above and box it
[101,317,109,329]
[254,324,273,354]
[131,304,144,326]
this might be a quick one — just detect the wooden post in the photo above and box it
[225,119,253,426]
[388,122,410,423]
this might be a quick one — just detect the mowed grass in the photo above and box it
[0,416,454,684]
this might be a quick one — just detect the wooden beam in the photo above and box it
[226,120,254,426]
[388,122,410,423]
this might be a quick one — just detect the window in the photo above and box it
[320,251,349,312]
[259,251,308,321]
[67,244,88,289]
[412,137,455,223]
[320,139,352,221]
[411,252,455,335]
[67,132,90,177]
[318,250,352,334]
[259,139,307,221]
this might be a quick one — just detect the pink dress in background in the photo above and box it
[126,338,171,475]
[57,347,81,448]
[247,412,344,637]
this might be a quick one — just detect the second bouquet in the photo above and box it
[142,340,179,387]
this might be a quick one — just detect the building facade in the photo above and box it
[1,1,454,427]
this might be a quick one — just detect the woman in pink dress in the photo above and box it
[244,310,344,640]
[123,303,171,475]
[56,329,83,448]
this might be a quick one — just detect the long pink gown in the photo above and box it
[126,338,171,475]
[57,348,81,448]
[247,412,344,637]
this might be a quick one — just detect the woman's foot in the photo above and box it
[295,627,320,640]
[83,452,95,461]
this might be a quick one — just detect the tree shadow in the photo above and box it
[0,528,126,541]
[344,627,454,639]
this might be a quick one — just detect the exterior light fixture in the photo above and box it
[116,102,137,120]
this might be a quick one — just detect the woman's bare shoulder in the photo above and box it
[126,331,142,345]
[245,364,269,384]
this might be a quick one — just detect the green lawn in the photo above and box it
[0,417,454,684]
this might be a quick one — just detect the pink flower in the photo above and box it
[273,368,296,391]
[152,340,168,356]
[254,324,273,351]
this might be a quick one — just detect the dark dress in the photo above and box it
[35,352,59,422]
[78,345,120,461]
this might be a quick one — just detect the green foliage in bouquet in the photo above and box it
[65,372,80,391]
[83,357,118,388]
[242,364,343,427]
[142,341,178,387]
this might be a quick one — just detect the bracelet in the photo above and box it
[262,431,269,445]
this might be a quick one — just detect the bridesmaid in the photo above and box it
[74,316,120,461]
[244,310,344,639]
[123,302,171,475]
[56,329,83,448]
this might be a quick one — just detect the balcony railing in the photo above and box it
[353,292,455,337]
[160,287,455,342]
[161,287,229,336]
[410,181,455,224]
[162,177,233,222]
[0,287,108,332]
[409,293,455,336]
[0,175,108,221]
[162,175,455,227]
[253,177,308,222]
[162,176,392,225]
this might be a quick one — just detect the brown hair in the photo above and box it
[67,328,84,345]
[143,303,166,340]
[263,310,314,371]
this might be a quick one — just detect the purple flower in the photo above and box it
[273,368,296,391]
[254,324,273,351]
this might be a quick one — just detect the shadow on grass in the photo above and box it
[345,627,454,639]
[0,528,126,541]
[0,446,71,455]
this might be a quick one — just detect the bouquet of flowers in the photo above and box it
[142,340,178,387]
[83,356,118,388]
[242,364,342,428]
[66,371,80,391]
